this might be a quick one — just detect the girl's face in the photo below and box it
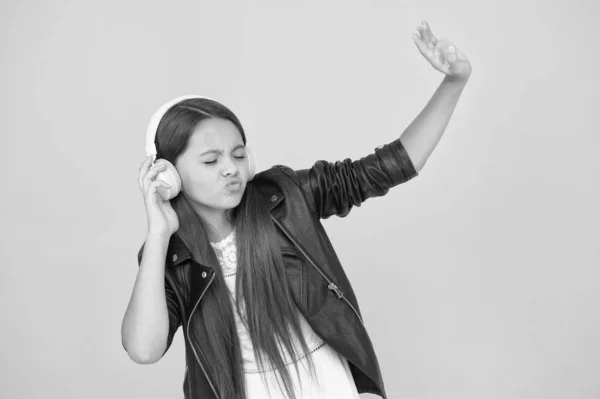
[175,117,249,214]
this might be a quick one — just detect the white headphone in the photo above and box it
[145,95,256,200]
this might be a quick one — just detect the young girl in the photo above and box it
[121,20,471,399]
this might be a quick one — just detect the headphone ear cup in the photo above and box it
[246,146,256,181]
[153,158,182,200]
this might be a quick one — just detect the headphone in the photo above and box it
[145,95,256,201]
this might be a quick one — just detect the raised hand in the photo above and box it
[138,155,180,237]
[412,20,472,82]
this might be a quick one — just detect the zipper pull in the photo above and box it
[328,282,344,299]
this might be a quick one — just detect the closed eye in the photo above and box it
[205,155,246,165]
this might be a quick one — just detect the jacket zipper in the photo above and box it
[272,219,390,398]
[271,217,365,327]
[283,226,387,398]
[186,272,220,399]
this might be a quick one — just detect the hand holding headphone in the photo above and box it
[145,95,256,201]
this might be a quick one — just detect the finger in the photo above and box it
[138,157,146,170]
[418,20,437,47]
[138,159,150,190]
[141,163,167,193]
[139,155,153,172]
[138,155,155,185]
[151,179,171,190]
[143,164,167,194]
[412,32,431,56]
[414,26,431,50]
[147,179,171,201]
[144,162,167,180]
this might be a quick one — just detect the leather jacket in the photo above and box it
[131,137,418,399]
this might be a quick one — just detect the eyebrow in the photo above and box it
[199,144,246,156]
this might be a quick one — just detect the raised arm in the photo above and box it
[292,20,471,220]
[404,20,472,171]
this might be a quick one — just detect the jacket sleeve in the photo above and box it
[294,137,419,219]
[122,242,182,357]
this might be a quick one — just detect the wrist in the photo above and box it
[146,231,171,242]
[443,74,470,85]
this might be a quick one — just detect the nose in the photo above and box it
[222,155,240,177]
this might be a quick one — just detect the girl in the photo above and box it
[122,20,471,399]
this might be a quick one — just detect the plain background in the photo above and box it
[1,0,599,398]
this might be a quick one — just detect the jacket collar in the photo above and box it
[165,184,285,269]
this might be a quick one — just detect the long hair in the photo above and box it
[155,98,317,399]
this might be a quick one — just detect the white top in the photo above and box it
[209,227,325,373]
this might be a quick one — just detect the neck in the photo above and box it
[184,194,235,242]
[209,225,234,243]
[203,209,235,243]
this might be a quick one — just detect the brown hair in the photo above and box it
[155,98,317,398]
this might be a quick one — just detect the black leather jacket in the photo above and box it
[131,137,418,399]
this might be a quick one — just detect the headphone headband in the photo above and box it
[145,95,212,157]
